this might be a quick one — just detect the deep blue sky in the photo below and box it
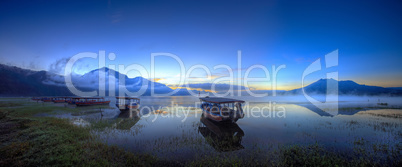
[0,0,401,90]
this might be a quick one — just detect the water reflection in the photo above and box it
[37,96,401,162]
[115,110,141,130]
[198,114,244,152]
[295,102,397,117]
[117,109,140,118]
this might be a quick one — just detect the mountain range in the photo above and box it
[0,64,401,96]
[0,64,178,96]
[288,78,402,96]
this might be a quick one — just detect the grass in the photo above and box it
[0,102,22,107]
[0,100,161,166]
[0,99,401,166]
[184,142,401,166]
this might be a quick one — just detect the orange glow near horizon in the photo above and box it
[157,78,402,92]
[168,86,217,93]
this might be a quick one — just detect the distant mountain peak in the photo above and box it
[89,67,114,73]
[288,78,402,96]
[86,67,147,80]
[317,78,337,82]
[313,78,358,85]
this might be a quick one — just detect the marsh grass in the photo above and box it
[87,118,141,131]
[0,101,22,107]
[0,100,160,166]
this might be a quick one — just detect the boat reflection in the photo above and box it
[198,114,245,152]
[115,110,140,130]
[117,109,140,119]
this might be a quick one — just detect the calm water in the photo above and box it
[45,96,402,162]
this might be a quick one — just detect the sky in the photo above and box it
[0,0,401,90]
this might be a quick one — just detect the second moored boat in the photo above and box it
[73,97,111,106]
[116,97,140,111]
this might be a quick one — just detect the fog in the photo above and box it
[223,94,402,106]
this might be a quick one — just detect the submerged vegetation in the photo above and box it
[0,98,401,166]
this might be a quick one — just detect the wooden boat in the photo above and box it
[67,97,79,104]
[199,97,245,122]
[41,97,53,102]
[75,97,111,106]
[198,114,244,152]
[66,97,86,105]
[52,97,67,103]
[116,97,140,111]
[31,97,41,101]
[64,97,72,103]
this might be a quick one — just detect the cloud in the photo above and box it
[48,57,70,74]
[28,61,37,70]
[168,86,215,93]
[48,56,98,75]
[169,83,249,92]
[151,78,165,82]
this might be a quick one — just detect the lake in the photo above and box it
[44,96,401,163]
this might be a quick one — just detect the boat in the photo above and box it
[199,97,245,122]
[64,97,72,103]
[377,102,388,106]
[52,97,67,103]
[67,97,79,104]
[66,97,86,105]
[116,97,140,111]
[75,97,111,106]
[31,97,41,101]
[198,114,244,152]
[40,97,53,102]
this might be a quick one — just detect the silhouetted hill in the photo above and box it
[388,87,402,91]
[288,79,402,96]
[0,64,73,96]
